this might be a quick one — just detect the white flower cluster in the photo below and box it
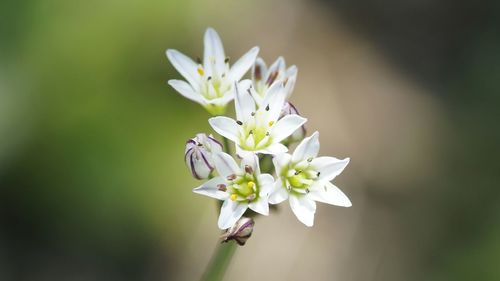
[167,28,351,232]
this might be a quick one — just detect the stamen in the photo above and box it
[224,57,230,63]
[305,188,310,194]
[251,112,255,116]
[245,165,253,174]
[207,76,212,81]
[307,157,313,162]
[217,184,227,192]
[248,130,253,134]
[247,181,255,188]
[227,174,237,181]
[265,104,270,111]
[197,67,204,76]
[294,170,302,175]
[196,57,202,64]
[265,132,270,136]
[230,194,238,201]
[317,172,321,177]
[236,120,243,125]
[268,121,274,127]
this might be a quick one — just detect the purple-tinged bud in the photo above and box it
[185,133,223,180]
[220,217,254,246]
[280,102,306,144]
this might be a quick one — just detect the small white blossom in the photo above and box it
[193,152,274,229]
[269,131,351,227]
[185,133,223,180]
[251,57,297,106]
[209,80,307,155]
[166,28,259,115]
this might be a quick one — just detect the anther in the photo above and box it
[227,174,237,181]
[248,130,253,134]
[251,112,255,116]
[307,157,313,162]
[247,181,255,188]
[265,104,270,111]
[236,120,243,125]
[230,194,238,201]
[265,132,270,136]
[197,67,204,76]
[224,57,230,63]
[196,57,202,64]
[217,184,227,192]
[294,170,302,175]
[207,76,212,81]
[305,188,310,194]
[268,121,274,126]
[197,143,203,147]
[317,172,321,177]
[245,165,253,174]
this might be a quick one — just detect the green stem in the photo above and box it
[201,241,237,281]
[222,137,232,155]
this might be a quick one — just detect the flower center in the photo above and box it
[227,172,260,202]
[281,159,320,195]
[238,111,274,151]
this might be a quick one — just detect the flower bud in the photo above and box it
[185,133,223,180]
[220,217,254,246]
[280,102,306,144]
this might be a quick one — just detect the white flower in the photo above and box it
[185,133,223,180]
[209,80,307,155]
[269,131,351,227]
[193,152,274,229]
[251,56,297,106]
[166,28,259,115]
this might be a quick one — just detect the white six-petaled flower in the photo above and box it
[193,152,274,229]
[167,28,259,115]
[209,80,307,155]
[251,57,297,106]
[269,131,351,227]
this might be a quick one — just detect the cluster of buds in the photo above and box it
[167,28,351,245]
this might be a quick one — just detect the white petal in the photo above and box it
[228,46,259,81]
[284,65,297,98]
[312,157,350,182]
[209,117,240,143]
[292,131,320,163]
[272,153,292,176]
[272,115,307,143]
[289,195,316,227]
[193,177,228,200]
[206,89,234,107]
[260,142,288,155]
[257,173,274,195]
[240,153,260,175]
[168,80,204,104]
[309,182,351,207]
[218,200,248,229]
[249,197,269,216]
[166,49,200,90]
[262,83,287,121]
[252,57,267,83]
[265,56,285,85]
[204,28,226,76]
[234,80,256,122]
[213,152,240,178]
[269,178,289,204]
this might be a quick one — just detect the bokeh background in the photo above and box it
[1,0,499,280]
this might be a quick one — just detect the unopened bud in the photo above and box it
[280,102,306,144]
[185,133,223,180]
[220,217,254,246]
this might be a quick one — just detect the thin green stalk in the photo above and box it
[201,241,237,281]
[222,137,232,155]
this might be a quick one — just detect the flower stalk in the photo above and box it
[201,241,237,281]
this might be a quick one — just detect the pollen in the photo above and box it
[268,121,274,126]
[230,194,238,201]
[247,181,255,188]
[197,67,204,76]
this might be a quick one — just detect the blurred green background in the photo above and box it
[1,0,499,280]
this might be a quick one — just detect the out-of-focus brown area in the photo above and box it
[1,0,499,280]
